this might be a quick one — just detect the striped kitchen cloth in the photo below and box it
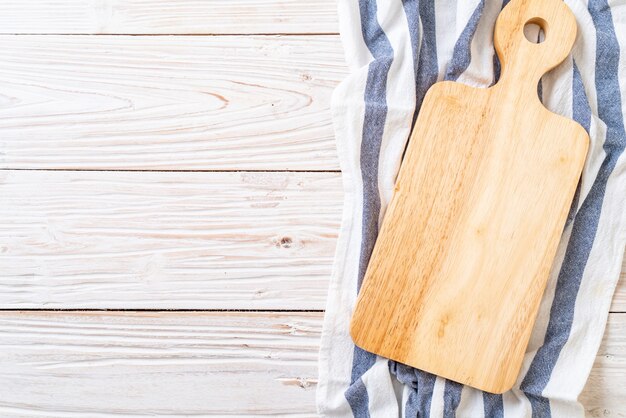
[317,0,626,416]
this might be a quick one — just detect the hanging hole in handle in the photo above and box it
[523,18,547,44]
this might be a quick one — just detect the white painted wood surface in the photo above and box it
[0,170,341,309]
[0,312,321,416]
[0,311,622,417]
[0,1,622,415]
[0,0,339,34]
[0,35,345,170]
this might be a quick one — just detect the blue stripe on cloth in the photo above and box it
[572,63,592,133]
[391,362,439,417]
[443,380,463,418]
[345,378,371,418]
[347,0,395,414]
[389,362,419,417]
[351,346,378,385]
[401,0,420,128]
[520,2,626,417]
[483,392,504,418]
[355,0,393,296]
[415,370,438,416]
[566,62,592,226]
[415,0,438,112]
[492,0,512,85]
[444,0,485,81]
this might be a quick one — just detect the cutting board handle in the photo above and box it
[494,0,578,90]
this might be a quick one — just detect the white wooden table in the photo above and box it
[0,1,623,416]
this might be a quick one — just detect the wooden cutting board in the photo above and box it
[350,0,589,394]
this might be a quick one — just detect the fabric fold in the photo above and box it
[318,0,626,416]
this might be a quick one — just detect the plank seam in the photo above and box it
[0,169,342,173]
[0,309,622,314]
[0,33,340,37]
[0,309,327,313]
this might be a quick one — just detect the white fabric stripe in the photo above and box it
[540,48,575,118]
[569,0,605,210]
[317,67,368,416]
[503,389,532,417]
[435,0,460,78]
[456,0,502,87]
[316,0,372,414]
[401,385,411,417]
[456,386,485,417]
[454,0,480,38]
[375,0,419,223]
[429,376,447,417]
[584,114,608,210]
[362,358,400,417]
[569,0,598,116]
[550,398,585,417]
[337,0,377,70]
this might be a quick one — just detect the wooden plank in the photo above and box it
[0,35,345,170]
[0,170,342,309]
[0,311,622,416]
[0,0,338,34]
[0,169,623,310]
[0,311,321,416]
[581,313,626,417]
